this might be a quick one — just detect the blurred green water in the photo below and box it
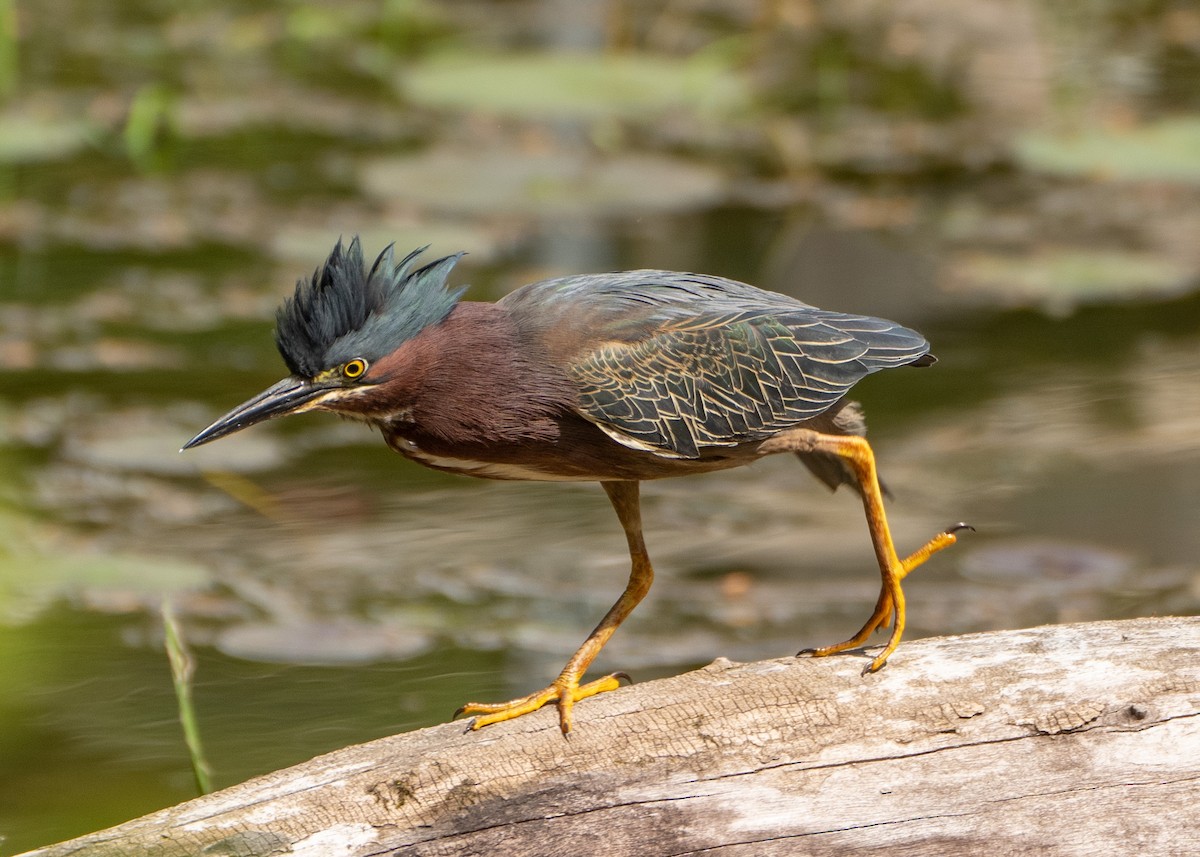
[2,1,1199,851]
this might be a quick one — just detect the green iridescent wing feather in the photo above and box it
[505,271,930,459]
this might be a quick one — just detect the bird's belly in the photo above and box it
[385,433,591,481]
[381,418,762,482]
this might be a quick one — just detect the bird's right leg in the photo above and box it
[758,429,965,672]
[455,480,649,734]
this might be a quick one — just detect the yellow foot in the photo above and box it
[798,523,973,673]
[455,672,629,734]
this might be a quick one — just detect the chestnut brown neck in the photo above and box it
[356,302,575,447]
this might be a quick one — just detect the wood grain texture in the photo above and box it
[23,617,1200,857]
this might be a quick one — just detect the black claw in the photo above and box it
[452,705,468,720]
[796,648,816,657]
[946,522,975,535]
[612,671,634,686]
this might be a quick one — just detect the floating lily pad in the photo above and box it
[270,222,500,271]
[216,619,432,664]
[361,149,726,217]
[0,112,96,163]
[960,539,1133,591]
[400,50,749,120]
[1014,118,1200,184]
[63,407,288,475]
[945,248,1193,313]
[0,526,210,625]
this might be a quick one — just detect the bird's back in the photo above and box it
[500,270,931,459]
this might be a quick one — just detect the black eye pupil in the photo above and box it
[345,360,365,377]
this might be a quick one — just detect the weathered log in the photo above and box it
[23,617,1200,856]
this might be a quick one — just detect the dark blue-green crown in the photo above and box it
[275,238,466,378]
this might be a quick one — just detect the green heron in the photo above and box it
[185,238,965,734]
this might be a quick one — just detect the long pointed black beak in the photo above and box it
[182,376,332,450]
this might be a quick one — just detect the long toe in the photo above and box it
[456,672,627,733]
[799,592,894,659]
[455,687,556,729]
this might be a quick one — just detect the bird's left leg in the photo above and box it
[456,480,650,733]
[759,429,964,673]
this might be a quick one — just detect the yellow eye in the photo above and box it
[342,358,368,379]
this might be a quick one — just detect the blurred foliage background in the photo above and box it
[1,0,1199,850]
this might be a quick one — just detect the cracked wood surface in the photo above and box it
[23,617,1200,857]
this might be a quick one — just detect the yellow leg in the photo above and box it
[759,430,967,673]
[456,480,650,733]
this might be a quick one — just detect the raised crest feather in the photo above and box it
[274,237,466,378]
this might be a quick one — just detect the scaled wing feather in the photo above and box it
[569,308,926,459]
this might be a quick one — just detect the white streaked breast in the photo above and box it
[386,434,587,482]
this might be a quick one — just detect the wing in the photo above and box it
[502,270,931,459]
[568,307,929,459]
